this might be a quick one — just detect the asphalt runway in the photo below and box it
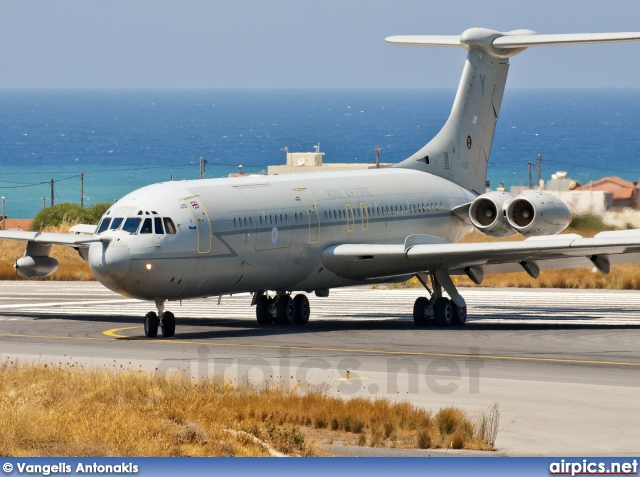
[0,281,639,456]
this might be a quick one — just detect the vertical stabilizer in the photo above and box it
[386,28,640,194]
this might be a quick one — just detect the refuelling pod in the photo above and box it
[15,256,59,278]
[468,191,517,238]
[506,191,572,237]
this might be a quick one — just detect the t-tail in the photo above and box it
[387,28,640,195]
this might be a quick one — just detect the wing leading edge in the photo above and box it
[320,230,640,282]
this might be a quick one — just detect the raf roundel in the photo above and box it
[271,227,278,244]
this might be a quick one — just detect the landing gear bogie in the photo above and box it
[413,271,468,328]
[254,292,312,326]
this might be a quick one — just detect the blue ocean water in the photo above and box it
[1,89,639,219]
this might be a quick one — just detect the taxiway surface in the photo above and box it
[0,281,638,455]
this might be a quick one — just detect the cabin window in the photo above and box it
[163,218,177,234]
[243,217,247,227]
[110,217,123,230]
[140,218,152,234]
[97,218,111,234]
[123,217,142,234]
[249,217,253,226]
[154,217,164,234]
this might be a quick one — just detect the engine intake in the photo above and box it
[469,191,517,238]
[506,191,571,237]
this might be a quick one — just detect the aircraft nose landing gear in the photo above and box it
[144,300,175,338]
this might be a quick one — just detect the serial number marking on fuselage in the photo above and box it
[324,188,373,200]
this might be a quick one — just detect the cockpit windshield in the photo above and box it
[122,218,142,234]
[110,217,124,230]
[96,215,177,235]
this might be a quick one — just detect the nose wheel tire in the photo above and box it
[144,311,159,338]
[293,294,310,324]
[161,311,175,338]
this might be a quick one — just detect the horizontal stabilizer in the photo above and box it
[385,35,461,47]
[493,32,640,48]
[386,28,640,58]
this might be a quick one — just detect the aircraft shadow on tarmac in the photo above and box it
[1,310,640,341]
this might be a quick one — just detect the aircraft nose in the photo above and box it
[89,239,131,282]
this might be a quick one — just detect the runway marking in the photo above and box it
[101,326,640,368]
[103,326,142,338]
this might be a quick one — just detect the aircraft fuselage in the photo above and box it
[89,168,474,301]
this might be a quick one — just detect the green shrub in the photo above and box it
[569,214,614,232]
[30,202,111,231]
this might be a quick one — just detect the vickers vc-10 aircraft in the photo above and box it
[3,28,640,338]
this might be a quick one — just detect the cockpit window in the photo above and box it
[122,217,142,234]
[140,218,152,234]
[154,217,164,234]
[163,217,176,234]
[97,218,111,234]
[110,217,124,230]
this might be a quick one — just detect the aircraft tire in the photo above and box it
[256,295,274,325]
[276,295,295,325]
[452,304,467,326]
[144,311,159,338]
[293,294,310,324]
[433,297,453,326]
[413,297,430,327]
[161,311,175,338]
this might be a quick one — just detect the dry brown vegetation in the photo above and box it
[0,360,498,456]
[0,222,92,281]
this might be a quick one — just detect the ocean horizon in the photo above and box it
[1,88,639,219]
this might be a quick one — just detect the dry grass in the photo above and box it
[0,360,497,456]
[0,222,92,281]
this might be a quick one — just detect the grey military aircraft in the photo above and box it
[3,28,640,338]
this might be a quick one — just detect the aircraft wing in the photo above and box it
[321,230,640,281]
[0,230,101,247]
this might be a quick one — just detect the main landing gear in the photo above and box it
[144,300,176,338]
[413,271,467,328]
[253,292,310,326]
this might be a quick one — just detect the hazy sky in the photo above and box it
[1,0,639,89]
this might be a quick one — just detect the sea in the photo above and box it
[1,88,639,219]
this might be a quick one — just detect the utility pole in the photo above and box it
[537,154,542,186]
[80,172,84,208]
[528,161,533,189]
[199,157,208,179]
[50,179,55,207]
[1,197,5,230]
[374,146,381,169]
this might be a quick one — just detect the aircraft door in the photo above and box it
[296,188,320,244]
[183,196,212,254]
[346,205,355,232]
[360,203,369,230]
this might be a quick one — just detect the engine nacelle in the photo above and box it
[506,191,572,237]
[469,191,517,238]
[15,256,59,278]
